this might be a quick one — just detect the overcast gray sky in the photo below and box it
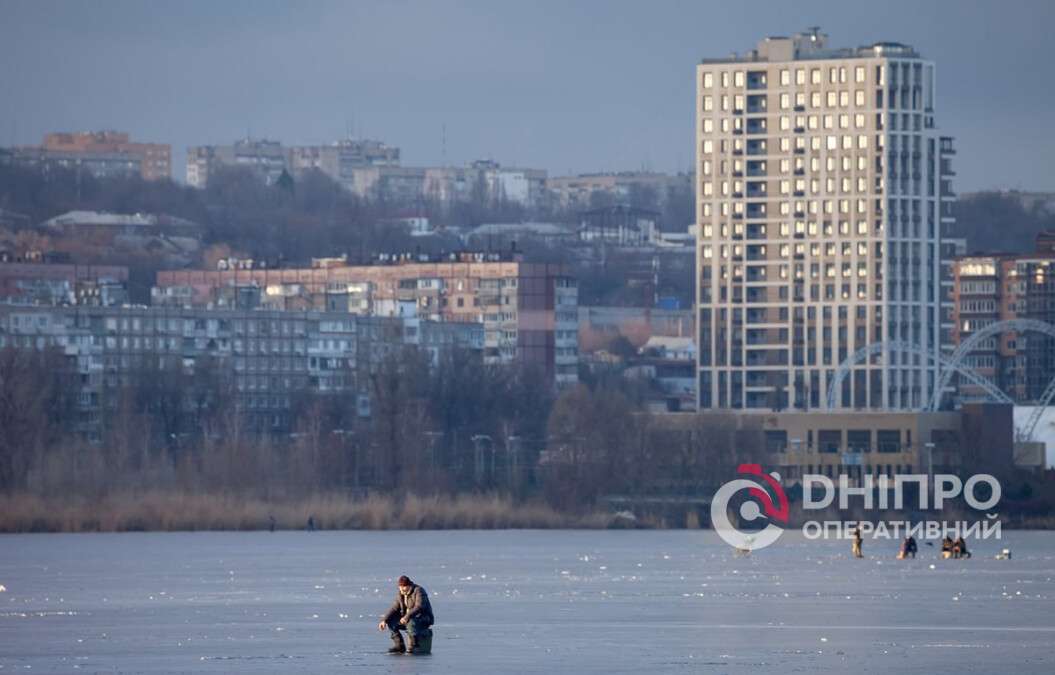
[1,0,1052,191]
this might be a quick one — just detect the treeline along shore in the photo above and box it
[0,342,753,532]
[1,337,1052,533]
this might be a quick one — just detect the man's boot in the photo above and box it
[405,633,419,654]
[387,633,405,654]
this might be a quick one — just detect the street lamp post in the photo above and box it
[471,434,493,486]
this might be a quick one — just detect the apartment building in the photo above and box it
[352,161,547,207]
[8,131,171,181]
[547,172,693,211]
[696,29,953,411]
[0,304,481,435]
[185,138,546,208]
[188,137,401,190]
[154,252,578,386]
[952,237,1055,403]
[287,138,400,182]
[186,138,288,188]
[0,258,129,307]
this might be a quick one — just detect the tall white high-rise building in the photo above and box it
[695,29,953,411]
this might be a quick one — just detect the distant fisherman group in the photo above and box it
[851,533,974,560]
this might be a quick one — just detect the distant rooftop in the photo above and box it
[42,210,201,230]
[213,250,526,272]
[700,28,921,65]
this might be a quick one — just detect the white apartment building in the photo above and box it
[696,29,953,411]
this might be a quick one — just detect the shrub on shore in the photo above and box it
[0,491,618,533]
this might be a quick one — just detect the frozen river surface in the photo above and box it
[1,530,1053,673]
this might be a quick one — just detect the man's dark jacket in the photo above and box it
[382,584,434,625]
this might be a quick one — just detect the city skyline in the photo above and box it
[1,0,1053,192]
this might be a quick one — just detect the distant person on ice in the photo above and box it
[945,535,962,556]
[851,526,863,558]
[898,535,917,559]
[378,575,434,654]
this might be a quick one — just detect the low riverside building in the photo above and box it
[652,404,1014,487]
[0,304,482,437]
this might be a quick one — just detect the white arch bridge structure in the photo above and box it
[826,319,1055,440]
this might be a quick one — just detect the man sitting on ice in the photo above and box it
[377,575,434,654]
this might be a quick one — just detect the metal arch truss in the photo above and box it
[930,318,1055,412]
[824,319,1055,441]
[825,340,1012,411]
[1021,375,1055,441]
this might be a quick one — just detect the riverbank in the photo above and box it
[2,491,1050,533]
[0,492,627,533]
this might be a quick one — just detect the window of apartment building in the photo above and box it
[819,430,841,453]
[811,68,821,84]
[734,71,744,87]
[703,72,713,87]
[847,430,870,453]
[703,95,713,111]
[796,68,806,85]
[877,430,900,453]
[780,69,790,86]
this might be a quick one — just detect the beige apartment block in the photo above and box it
[696,29,953,411]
